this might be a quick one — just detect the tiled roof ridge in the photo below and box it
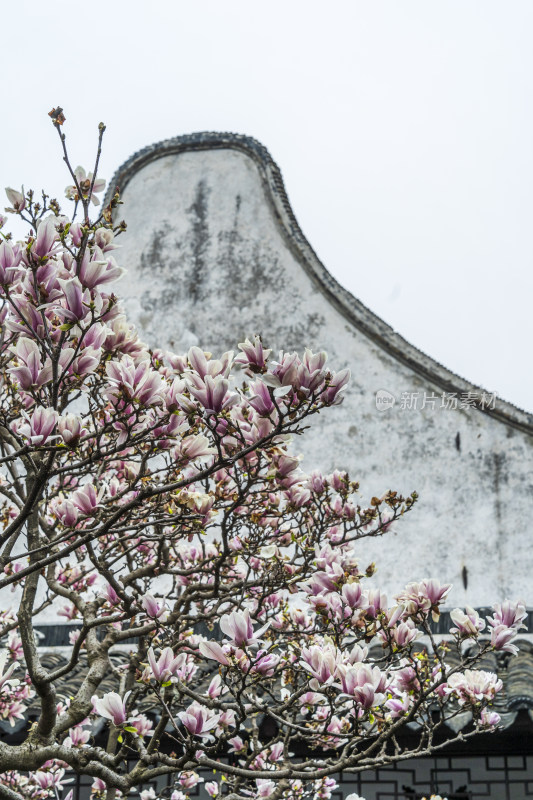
[1,637,529,739]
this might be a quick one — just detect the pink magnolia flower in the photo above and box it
[178,771,203,789]
[140,593,168,620]
[3,699,26,727]
[103,315,145,359]
[320,368,350,405]
[219,609,270,647]
[304,474,325,501]
[164,377,188,413]
[315,545,347,575]
[129,713,153,738]
[250,650,280,677]
[81,322,109,350]
[147,647,186,682]
[33,216,60,260]
[394,665,420,693]
[205,781,219,797]
[71,483,101,515]
[6,295,45,339]
[449,606,485,637]
[228,735,246,753]
[447,669,502,705]
[336,663,387,709]
[480,708,501,727]
[490,624,519,655]
[363,588,388,619]
[487,600,527,631]
[236,336,271,372]
[382,604,405,629]
[302,348,328,380]
[4,562,23,593]
[389,621,421,648]
[255,779,276,798]
[91,690,131,726]
[247,380,276,416]
[0,241,22,284]
[299,692,325,711]
[5,186,26,213]
[268,742,285,762]
[69,222,83,246]
[385,691,412,718]
[100,583,120,606]
[177,702,220,738]
[327,469,347,491]
[272,454,302,488]
[229,535,244,551]
[198,640,231,666]
[422,578,453,606]
[216,709,236,731]
[6,633,23,661]
[64,725,90,747]
[18,407,58,446]
[55,500,79,527]
[95,228,119,252]
[188,374,238,415]
[33,769,68,790]
[175,434,216,462]
[78,249,124,289]
[397,579,452,620]
[9,337,52,390]
[300,643,341,686]
[187,346,233,379]
[106,356,163,406]
[341,582,364,609]
[179,489,214,518]
[262,351,300,392]
[206,674,223,699]
[57,277,89,322]
[58,414,88,445]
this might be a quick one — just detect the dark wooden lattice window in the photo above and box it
[63,753,533,800]
[333,754,533,800]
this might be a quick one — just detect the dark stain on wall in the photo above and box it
[140,227,169,276]
[186,180,210,304]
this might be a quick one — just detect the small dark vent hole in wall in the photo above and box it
[455,432,461,452]
[462,565,468,590]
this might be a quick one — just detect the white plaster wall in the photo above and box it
[107,148,533,609]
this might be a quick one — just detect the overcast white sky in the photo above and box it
[3,1,532,411]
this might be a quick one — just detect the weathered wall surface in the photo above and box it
[109,136,533,609]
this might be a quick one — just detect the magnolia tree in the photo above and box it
[0,110,526,800]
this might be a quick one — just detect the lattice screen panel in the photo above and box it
[66,754,533,800]
[334,755,533,800]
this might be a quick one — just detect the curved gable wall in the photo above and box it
[108,133,533,608]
